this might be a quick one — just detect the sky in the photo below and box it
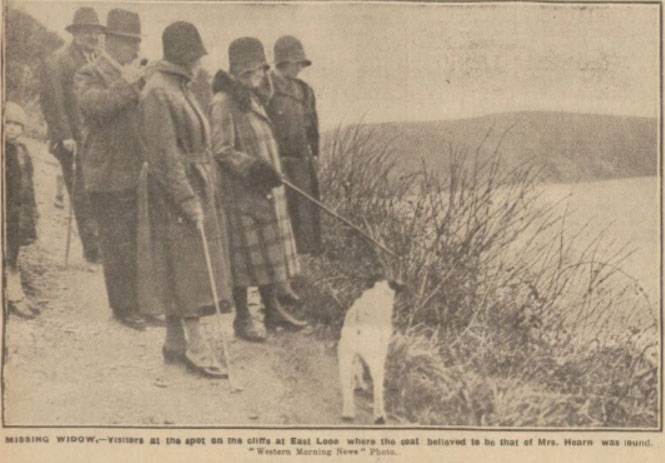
[14,0,660,129]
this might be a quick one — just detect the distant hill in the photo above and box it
[333,112,658,183]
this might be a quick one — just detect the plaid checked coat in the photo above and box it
[209,71,299,287]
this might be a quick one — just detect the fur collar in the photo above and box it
[212,70,268,112]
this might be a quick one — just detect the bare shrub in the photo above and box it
[305,121,658,427]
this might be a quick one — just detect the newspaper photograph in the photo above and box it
[1,0,662,461]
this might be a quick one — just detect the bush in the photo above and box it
[303,121,658,427]
[4,4,63,138]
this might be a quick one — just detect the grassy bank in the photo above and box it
[296,123,658,427]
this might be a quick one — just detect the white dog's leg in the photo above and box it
[338,341,356,421]
[353,357,369,392]
[368,353,387,424]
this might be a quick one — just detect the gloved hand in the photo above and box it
[181,199,204,228]
[249,160,282,189]
[62,139,77,153]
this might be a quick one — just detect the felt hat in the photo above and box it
[65,7,105,34]
[163,21,207,66]
[229,37,269,76]
[105,8,142,41]
[274,35,311,67]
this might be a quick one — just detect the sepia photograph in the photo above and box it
[1,0,661,434]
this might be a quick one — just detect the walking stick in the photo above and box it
[280,177,397,258]
[198,222,243,392]
[64,146,77,265]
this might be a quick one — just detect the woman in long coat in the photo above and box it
[138,22,232,378]
[209,37,307,341]
[266,36,322,258]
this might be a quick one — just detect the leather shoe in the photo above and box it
[9,300,36,319]
[276,282,303,306]
[183,351,228,379]
[233,317,266,342]
[277,291,303,306]
[162,345,186,364]
[264,307,307,331]
[115,313,146,331]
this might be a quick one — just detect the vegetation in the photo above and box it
[297,121,658,427]
[4,4,63,137]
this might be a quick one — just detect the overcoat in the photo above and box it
[138,60,233,318]
[74,54,144,193]
[209,71,299,287]
[4,141,37,257]
[265,70,322,255]
[40,42,95,145]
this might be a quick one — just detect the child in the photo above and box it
[4,101,39,318]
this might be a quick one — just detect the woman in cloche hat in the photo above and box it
[139,22,233,378]
[209,37,307,344]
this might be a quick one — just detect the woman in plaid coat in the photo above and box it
[209,37,307,341]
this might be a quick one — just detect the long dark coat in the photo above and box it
[209,71,299,287]
[40,42,96,145]
[74,54,144,192]
[265,70,322,255]
[138,60,233,318]
[4,141,37,261]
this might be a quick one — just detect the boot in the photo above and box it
[162,316,186,362]
[7,267,34,319]
[232,286,266,342]
[260,284,307,331]
[277,281,303,306]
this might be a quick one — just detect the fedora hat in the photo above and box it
[274,35,311,67]
[65,7,105,34]
[104,8,142,41]
[229,37,269,76]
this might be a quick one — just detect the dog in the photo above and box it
[338,277,404,424]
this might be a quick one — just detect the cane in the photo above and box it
[280,177,397,258]
[198,222,243,392]
[64,145,77,265]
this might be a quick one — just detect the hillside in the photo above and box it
[342,112,658,183]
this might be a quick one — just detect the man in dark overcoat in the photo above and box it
[39,7,102,263]
[74,9,149,330]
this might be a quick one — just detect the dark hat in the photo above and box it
[229,37,269,76]
[104,8,142,41]
[65,7,105,34]
[274,35,311,67]
[163,22,207,66]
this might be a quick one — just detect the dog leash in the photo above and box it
[280,177,397,258]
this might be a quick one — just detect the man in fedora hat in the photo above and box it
[75,8,152,331]
[39,7,103,264]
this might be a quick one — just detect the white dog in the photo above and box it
[338,278,404,424]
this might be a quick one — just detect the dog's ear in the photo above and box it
[388,279,405,293]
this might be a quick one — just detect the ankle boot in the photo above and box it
[232,286,266,342]
[163,316,186,363]
[277,281,303,306]
[260,284,307,331]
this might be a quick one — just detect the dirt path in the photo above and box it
[3,140,372,426]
